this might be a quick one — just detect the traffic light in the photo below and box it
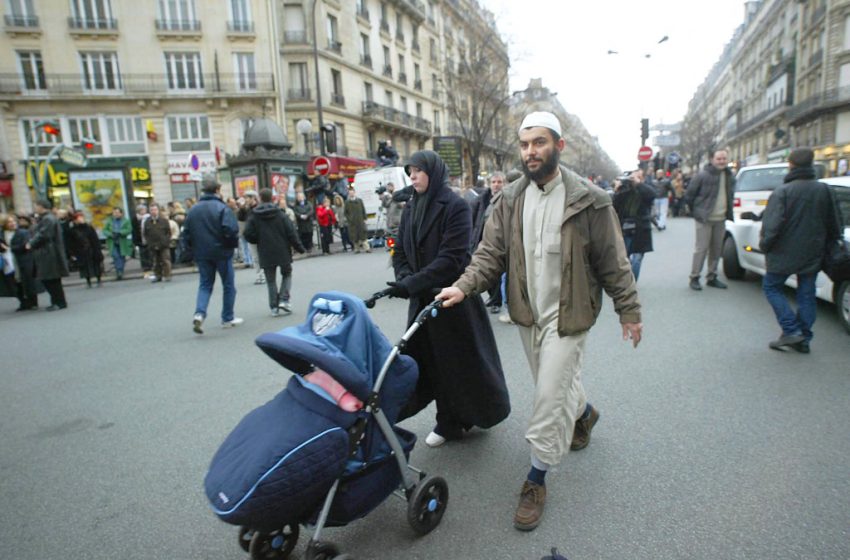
[640,118,649,145]
[321,124,337,154]
[81,137,96,151]
[42,123,60,136]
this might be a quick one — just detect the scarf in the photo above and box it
[405,150,449,240]
[783,165,816,183]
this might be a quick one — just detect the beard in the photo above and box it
[522,149,560,184]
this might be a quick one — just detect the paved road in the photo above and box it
[1,217,848,560]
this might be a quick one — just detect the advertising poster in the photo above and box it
[271,173,290,199]
[234,175,258,197]
[69,169,129,234]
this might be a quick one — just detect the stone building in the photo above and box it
[684,0,850,174]
[508,78,619,180]
[0,0,510,211]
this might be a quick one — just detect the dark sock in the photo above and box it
[581,403,592,420]
[527,466,547,486]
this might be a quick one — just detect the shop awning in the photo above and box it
[307,156,376,178]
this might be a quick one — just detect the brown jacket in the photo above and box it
[143,216,173,251]
[454,165,641,336]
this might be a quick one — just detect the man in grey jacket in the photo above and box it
[760,148,841,353]
[436,111,642,532]
[685,148,736,290]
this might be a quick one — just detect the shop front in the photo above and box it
[22,156,151,209]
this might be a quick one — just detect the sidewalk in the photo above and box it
[62,245,364,288]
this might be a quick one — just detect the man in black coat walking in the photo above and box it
[244,189,306,316]
[27,199,69,310]
[759,148,842,353]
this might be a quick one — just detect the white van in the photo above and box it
[352,166,411,232]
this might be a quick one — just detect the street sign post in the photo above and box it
[637,146,653,161]
[59,146,87,168]
[313,155,331,176]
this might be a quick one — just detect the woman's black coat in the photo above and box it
[392,151,510,429]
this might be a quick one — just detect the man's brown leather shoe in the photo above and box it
[513,480,546,531]
[571,405,600,450]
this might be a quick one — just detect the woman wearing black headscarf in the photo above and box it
[388,150,510,447]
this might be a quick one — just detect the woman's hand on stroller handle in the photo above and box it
[434,286,465,308]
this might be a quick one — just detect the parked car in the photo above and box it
[733,162,826,221]
[722,176,850,333]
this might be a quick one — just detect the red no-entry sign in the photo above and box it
[313,156,331,176]
[637,146,653,161]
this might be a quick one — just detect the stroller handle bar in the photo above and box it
[364,288,392,309]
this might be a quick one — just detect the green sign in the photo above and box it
[433,136,463,176]
[25,156,151,188]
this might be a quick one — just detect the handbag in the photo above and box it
[822,238,850,283]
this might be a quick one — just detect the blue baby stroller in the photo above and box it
[204,290,448,560]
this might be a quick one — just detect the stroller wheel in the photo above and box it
[238,526,255,552]
[248,524,299,559]
[406,475,449,535]
[304,540,340,560]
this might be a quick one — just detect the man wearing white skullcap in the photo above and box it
[436,111,642,531]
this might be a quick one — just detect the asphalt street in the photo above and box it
[1,216,848,560]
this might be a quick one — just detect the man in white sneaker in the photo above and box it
[181,174,243,333]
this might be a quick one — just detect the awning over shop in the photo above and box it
[307,156,376,178]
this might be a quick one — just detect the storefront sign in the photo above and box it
[433,137,463,176]
[167,152,217,177]
[24,156,151,188]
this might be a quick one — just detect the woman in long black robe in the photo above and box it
[390,150,510,446]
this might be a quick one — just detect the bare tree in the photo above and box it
[440,29,512,181]
[680,110,721,171]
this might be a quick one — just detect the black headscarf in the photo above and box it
[404,150,450,240]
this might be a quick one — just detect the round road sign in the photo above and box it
[313,156,331,176]
[637,146,653,161]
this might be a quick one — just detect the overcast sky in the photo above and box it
[481,0,747,171]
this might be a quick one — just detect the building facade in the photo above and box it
[684,0,850,174]
[0,0,279,210]
[0,0,509,212]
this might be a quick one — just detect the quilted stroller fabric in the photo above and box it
[205,292,418,532]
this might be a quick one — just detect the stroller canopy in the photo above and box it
[256,291,412,404]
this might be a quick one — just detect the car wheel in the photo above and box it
[835,281,850,335]
[722,235,745,280]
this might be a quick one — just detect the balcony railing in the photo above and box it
[809,50,823,67]
[414,79,422,91]
[67,17,117,30]
[360,54,372,68]
[155,19,201,32]
[380,20,390,34]
[331,93,345,106]
[284,30,307,44]
[287,88,312,101]
[362,101,431,135]
[788,86,850,123]
[383,65,393,77]
[328,40,342,53]
[398,72,407,84]
[412,40,420,53]
[396,31,405,43]
[227,20,254,33]
[810,4,826,25]
[4,14,39,28]
[431,88,440,99]
[357,7,369,21]
[0,72,274,96]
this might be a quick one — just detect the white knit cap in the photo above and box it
[518,111,562,137]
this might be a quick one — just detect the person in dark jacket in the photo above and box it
[613,170,656,281]
[759,148,842,353]
[68,212,103,288]
[243,188,306,316]
[292,192,315,252]
[142,203,173,282]
[181,174,242,334]
[470,172,506,312]
[388,149,510,448]
[684,148,736,290]
[10,214,37,310]
[27,199,69,311]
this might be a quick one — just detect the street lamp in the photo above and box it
[310,0,326,155]
[296,118,314,153]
